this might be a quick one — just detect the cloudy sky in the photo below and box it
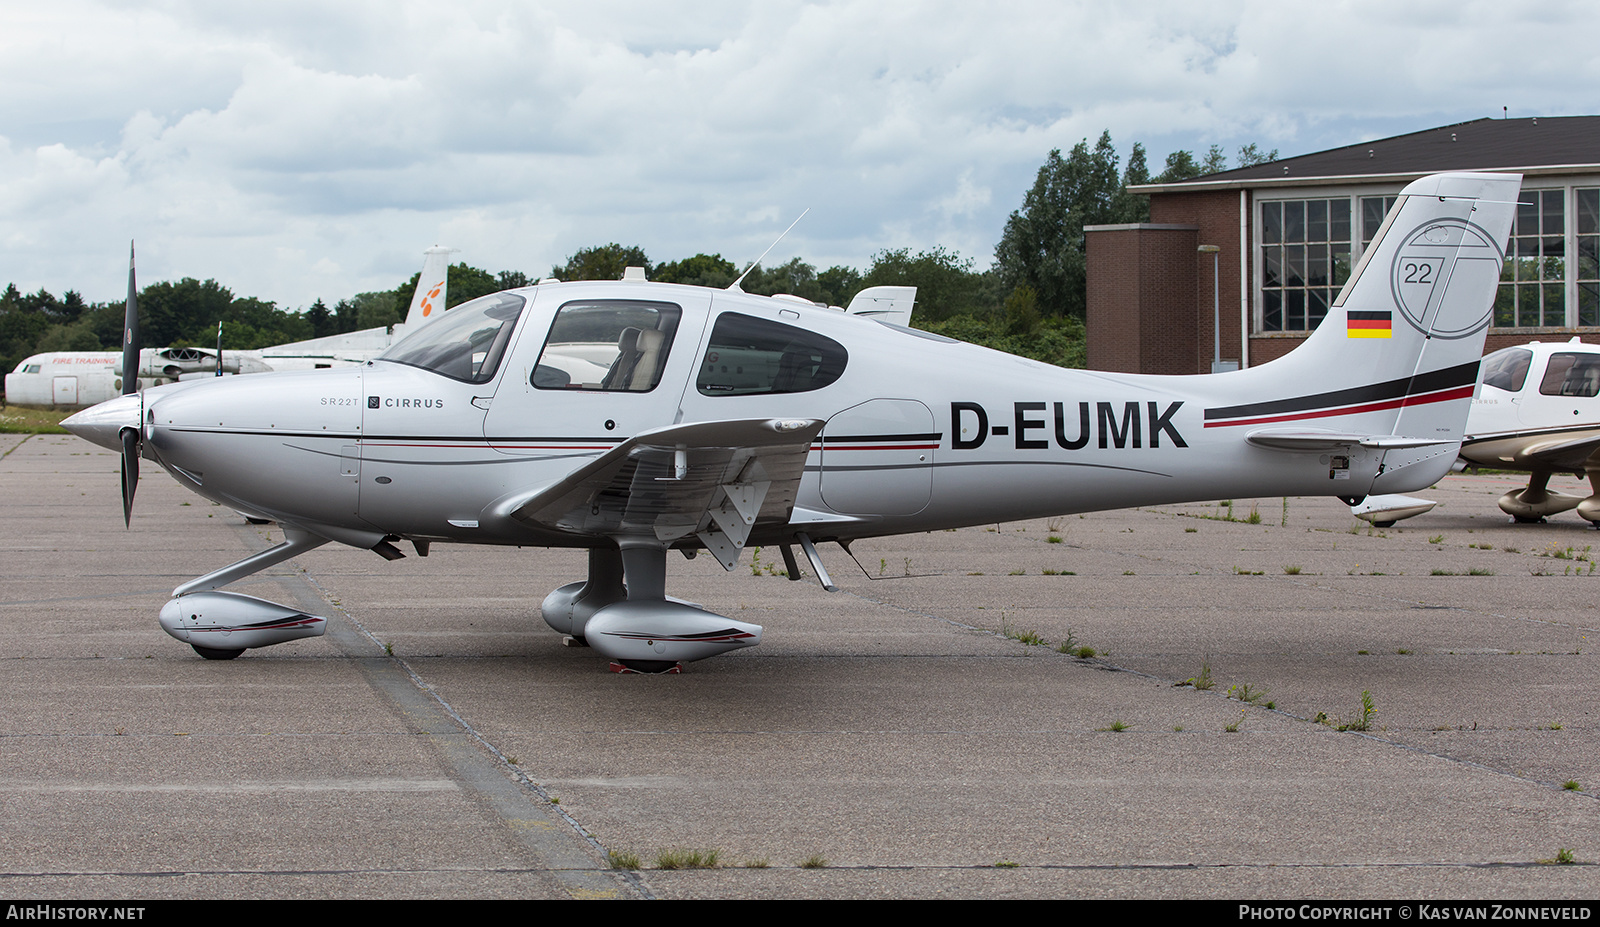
[2,0,1595,309]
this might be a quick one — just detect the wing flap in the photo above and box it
[505,418,824,565]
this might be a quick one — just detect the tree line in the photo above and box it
[2,133,1274,381]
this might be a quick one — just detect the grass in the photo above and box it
[1046,535,1063,543]
[1177,661,1215,691]
[1227,682,1269,704]
[1283,565,1302,575]
[0,406,72,434]
[655,847,722,870]
[1001,621,1046,647]
[609,850,642,870]
[798,854,828,869]
[1336,690,1377,732]
[993,860,1019,869]
[1097,720,1129,732]
[1563,780,1582,791]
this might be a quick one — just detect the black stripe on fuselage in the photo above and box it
[1204,362,1480,423]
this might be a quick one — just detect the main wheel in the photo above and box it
[192,645,245,660]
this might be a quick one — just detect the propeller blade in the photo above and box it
[122,241,140,395]
[120,241,143,527]
[121,427,139,528]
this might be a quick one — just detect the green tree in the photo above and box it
[1236,143,1278,167]
[653,253,738,289]
[498,270,533,290]
[1157,149,1202,183]
[349,291,403,331]
[1202,144,1228,175]
[305,299,335,338]
[994,131,1130,319]
[816,265,862,307]
[553,244,651,281]
[138,278,236,347]
[862,246,996,322]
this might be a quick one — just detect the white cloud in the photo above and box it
[1,0,1595,308]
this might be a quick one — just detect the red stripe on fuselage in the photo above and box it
[1203,385,1475,429]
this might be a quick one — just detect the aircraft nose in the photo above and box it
[61,393,142,452]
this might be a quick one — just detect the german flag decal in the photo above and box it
[1347,310,1392,338]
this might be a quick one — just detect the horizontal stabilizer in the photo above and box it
[1246,428,1459,451]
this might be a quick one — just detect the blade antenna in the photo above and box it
[729,208,809,292]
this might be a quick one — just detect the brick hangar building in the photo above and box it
[1084,116,1600,374]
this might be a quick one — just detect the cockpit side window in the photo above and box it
[696,312,847,396]
[1539,352,1600,398]
[379,291,526,384]
[533,300,682,392]
[1480,347,1533,393]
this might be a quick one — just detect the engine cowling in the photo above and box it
[159,591,326,651]
[583,601,761,665]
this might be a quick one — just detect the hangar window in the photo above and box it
[1495,189,1567,328]
[1578,188,1598,327]
[1260,197,1352,332]
[696,313,847,396]
[533,300,682,392]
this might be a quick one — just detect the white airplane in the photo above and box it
[5,347,273,406]
[3,246,458,407]
[1455,337,1600,524]
[64,172,1520,672]
[1348,337,1600,527]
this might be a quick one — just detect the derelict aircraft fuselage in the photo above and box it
[66,172,1523,671]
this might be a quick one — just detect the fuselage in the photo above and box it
[120,279,1458,551]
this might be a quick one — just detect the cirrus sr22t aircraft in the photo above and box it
[66,172,1520,672]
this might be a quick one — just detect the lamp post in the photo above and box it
[1197,244,1233,373]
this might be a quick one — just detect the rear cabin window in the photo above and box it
[533,300,682,391]
[1479,347,1532,393]
[696,312,847,396]
[1539,352,1600,398]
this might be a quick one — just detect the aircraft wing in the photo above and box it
[1509,433,1600,472]
[505,417,825,568]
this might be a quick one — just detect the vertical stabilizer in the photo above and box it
[403,246,458,329]
[1205,172,1520,495]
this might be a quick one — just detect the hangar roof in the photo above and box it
[1130,116,1600,193]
